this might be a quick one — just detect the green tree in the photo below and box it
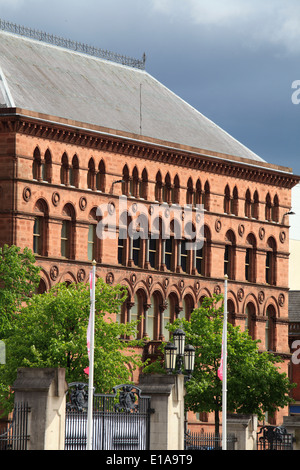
[0,279,142,412]
[149,295,295,435]
[0,245,41,339]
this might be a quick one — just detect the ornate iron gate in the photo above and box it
[65,383,153,450]
[257,426,294,450]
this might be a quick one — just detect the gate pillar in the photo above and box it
[12,368,67,450]
[138,373,185,450]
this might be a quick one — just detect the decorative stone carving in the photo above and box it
[77,268,86,283]
[23,186,31,202]
[215,218,222,232]
[278,293,285,307]
[52,191,60,206]
[79,196,87,211]
[279,231,286,244]
[238,224,245,237]
[50,265,59,281]
[259,227,265,240]
[106,272,114,285]
[258,291,265,304]
[214,284,221,295]
[237,288,244,302]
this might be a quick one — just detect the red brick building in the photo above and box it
[0,24,299,429]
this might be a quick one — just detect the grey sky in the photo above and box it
[0,0,299,174]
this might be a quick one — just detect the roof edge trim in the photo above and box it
[0,67,15,107]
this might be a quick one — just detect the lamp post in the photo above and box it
[164,329,195,379]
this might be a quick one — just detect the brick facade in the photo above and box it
[0,106,299,427]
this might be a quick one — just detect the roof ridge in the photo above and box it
[0,18,146,70]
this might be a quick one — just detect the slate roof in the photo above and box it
[0,29,269,164]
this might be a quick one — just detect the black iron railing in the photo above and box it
[65,383,152,450]
[185,431,237,450]
[0,18,146,70]
[0,403,30,450]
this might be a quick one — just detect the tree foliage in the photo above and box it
[148,295,295,433]
[0,278,142,413]
[0,245,41,339]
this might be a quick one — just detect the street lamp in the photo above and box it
[164,329,195,379]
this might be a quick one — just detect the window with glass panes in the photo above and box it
[165,236,173,270]
[33,217,42,255]
[88,224,96,261]
[61,220,70,258]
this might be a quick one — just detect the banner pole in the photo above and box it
[222,275,228,450]
[86,260,96,450]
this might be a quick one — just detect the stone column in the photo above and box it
[138,373,185,450]
[283,415,300,450]
[12,368,67,450]
[227,413,258,450]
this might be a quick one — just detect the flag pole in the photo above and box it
[86,260,96,451]
[222,275,228,450]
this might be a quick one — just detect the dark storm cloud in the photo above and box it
[0,0,299,173]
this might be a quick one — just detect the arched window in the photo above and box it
[155,171,162,202]
[61,204,76,259]
[224,230,236,279]
[232,186,238,216]
[203,181,210,210]
[245,233,256,282]
[245,189,251,218]
[122,165,130,196]
[184,295,194,321]
[96,160,106,192]
[265,305,276,351]
[245,302,256,339]
[132,166,139,198]
[61,153,69,185]
[87,158,96,190]
[141,168,148,200]
[266,237,277,285]
[173,175,180,204]
[32,147,41,180]
[44,149,52,183]
[70,155,79,187]
[88,208,102,262]
[164,173,172,204]
[252,190,259,219]
[227,299,236,326]
[118,211,129,266]
[186,177,194,205]
[272,194,279,222]
[265,193,272,221]
[33,199,48,256]
[164,295,177,340]
[147,295,159,340]
[131,292,145,339]
[224,185,230,213]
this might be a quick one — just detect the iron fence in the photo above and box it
[0,18,145,69]
[65,383,152,450]
[185,431,237,450]
[0,403,30,450]
[257,426,294,450]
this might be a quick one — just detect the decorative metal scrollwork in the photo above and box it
[66,382,89,411]
[113,385,140,413]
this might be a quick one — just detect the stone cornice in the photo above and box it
[1,109,299,189]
